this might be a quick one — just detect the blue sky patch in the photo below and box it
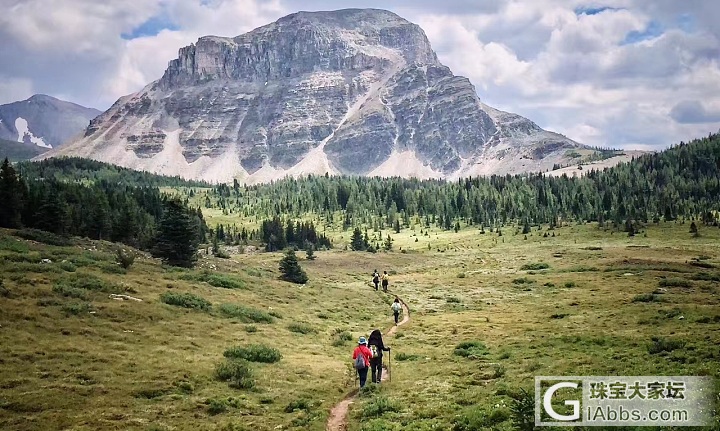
[574,6,621,16]
[623,20,664,44]
[122,15,179,40]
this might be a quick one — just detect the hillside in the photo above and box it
[0,138,45,162]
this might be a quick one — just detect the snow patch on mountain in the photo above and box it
[15,117,51,148]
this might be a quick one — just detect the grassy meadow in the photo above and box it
[1,216,719,430]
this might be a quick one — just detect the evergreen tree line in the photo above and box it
[0,158,207,253]
[259,217,333,252]
[204,133,720,230]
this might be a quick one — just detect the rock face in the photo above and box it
[46,9,584,182]
[0,95,100,153]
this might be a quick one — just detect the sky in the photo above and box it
[1,0,719,150]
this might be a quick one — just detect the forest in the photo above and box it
[1,133,719,253]
[205,133,720,237]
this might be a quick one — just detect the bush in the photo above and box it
[245,325,258,333]
[218,304,274,323]
[564,281,576,288]
[454,341,489,359]
[332,330,353,347]
[160,292,211,311]
[512,277,535,285]
[58,261,77,272]
[648,337,686,354]
[287,322,317,334]
[198,272,246,290]
[361,396,402,418]
[394,352,421,361]
[520,262,550,270]
[214,359,255,389]
[54,273,120,293]
[115,248,136,269]
[223,344,282,363]
[52,284,89,300]
[509,388,535,431]
[632,293,661,303]
[691,272,720,282]
[207,398,228,415]
[14,229,75,246]
[62,302,92,315]
[690,261,715,269]
[284,398,314,413]
[456,272,466,278]
[453,407,511,431]
[658,278,692,288]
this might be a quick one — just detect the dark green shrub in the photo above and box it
[690,261,715,269]
[512,277,535,285]
[223,344,282,363]
[214,360,255,389]
[658,278,692,288]
[287,322,317,334]
[207,398,228,415]
[245,325,258,333]
[520,262,550,270]
[52,284,89,300]
[509,388,535,431]
[394,352,421,361]
[200,273,246,289]
[115,248,136,269]
[54,273,120,293]
[564,281,576,288]
[284,398,313,413]
[632,293,661,303]
[217,304,274,323]
[160,292,211,311]
[361,396,401,418]
[648,337,685,354]
[14,229,75,246]
[454,341,489,359]
[58,261,77,272]
[691,272,720,282]
[453,407,511,430]
[62,302,92,315]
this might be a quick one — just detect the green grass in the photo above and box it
[2,220,720,431]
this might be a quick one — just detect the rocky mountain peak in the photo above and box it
[159,8,437,89]
[46,9,586,183]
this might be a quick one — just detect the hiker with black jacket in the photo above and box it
[372,269,380,291]
[367,329,391,384]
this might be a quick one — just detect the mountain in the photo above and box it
[45,8,586,183]
[0,138,46,162]
[0,94,101,155]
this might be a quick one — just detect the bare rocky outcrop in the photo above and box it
[44,8,585,183]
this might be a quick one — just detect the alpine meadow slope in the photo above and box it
[43,8,588,183]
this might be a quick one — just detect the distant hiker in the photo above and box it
[353,336,372,388]
[391,297,402,325]
[367,329,391,384]
[372,269,380,290]
[381,271,389,292]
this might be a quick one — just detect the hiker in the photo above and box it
[352,336,372,388]
[367,329,391,384]
[372,269,380,291]
[381,271,389,292]
[391,297,402,325]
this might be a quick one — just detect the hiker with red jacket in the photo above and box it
[367,329,391,384]
[352,336,372,388]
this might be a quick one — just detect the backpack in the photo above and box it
[369,344,379,359]
[392,302,401,312]
[354,352,367,370]
[373,274,379,283]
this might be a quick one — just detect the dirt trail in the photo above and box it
[325,298,410,431]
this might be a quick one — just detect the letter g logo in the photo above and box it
[543,382,580,421]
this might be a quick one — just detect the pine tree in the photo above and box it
[152,198,199,268]
[689,221,699,237]
[0,158,23,228]
[384,234,393,251]
[305,243,316,260]
[279,249,308,284]
[350,226,366,251]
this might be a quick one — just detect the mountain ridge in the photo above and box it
[43,8,586,183]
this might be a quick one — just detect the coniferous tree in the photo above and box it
[279,249,308,284]
[152,198,199,268]
[0,158,23,228]
[305,242,316,260]
[350,226,366,251]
